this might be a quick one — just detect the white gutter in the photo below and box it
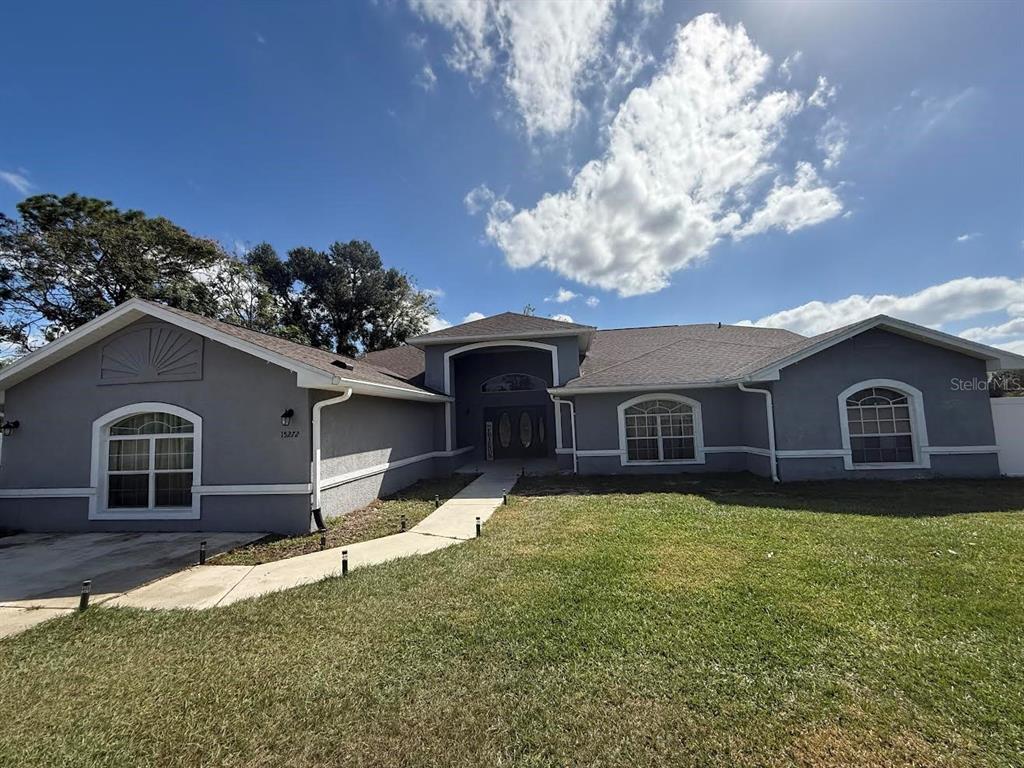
[311,388,353,509]
[738,383,778,483]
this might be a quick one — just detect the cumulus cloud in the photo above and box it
[778,50,802,81]
[464,184,496,214]
[955,232,980,243]
[414,63,438,90]
[410,0,616,136]
[546,288,578,303]
[739,276,1024,354]
[463,311,486,322]
[817,116,848,170]
[0,169,32,195]
[481,15,843,296]
[807,75,836,108]
[426,315,452,333]
[586,295,600,307]
[735,162,843,238]
[550,313,575,323]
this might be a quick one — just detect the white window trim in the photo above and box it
[837,379,930,471]
[89,402,203,520]
[617,393,706,466]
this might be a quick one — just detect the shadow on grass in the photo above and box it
[513,472,1024,518]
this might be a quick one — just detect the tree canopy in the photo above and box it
[0,194,436,359]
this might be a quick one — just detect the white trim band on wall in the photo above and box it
[0,484,315,500]
[575,446,771,459]
[320,446,474,491]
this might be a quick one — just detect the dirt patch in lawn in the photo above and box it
[210,473,479,566]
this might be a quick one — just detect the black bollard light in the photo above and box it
[341,549,349,576]
[502,488,508,505]
[199,540,207,565]
[319,532,327,551]
[475,517,482,537]
[79,580,92,612]
[400,514,407,532]
[434,494,440,509]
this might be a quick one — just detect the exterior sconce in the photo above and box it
[2,420,19,437]
[280,409,294,427]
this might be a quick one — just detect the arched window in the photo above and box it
[481,373,547,393]
[617,394,704,464]
[838,380,929,469]
[91,403,202,519]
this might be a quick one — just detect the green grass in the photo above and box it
[2,475,1023,767]
[211,473,479,565]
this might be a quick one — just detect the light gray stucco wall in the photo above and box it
[314,391,449,519]
[570,387,767,476]
[767,328,999,480]
[0,319,313,534]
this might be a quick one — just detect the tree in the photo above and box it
[252,240,436,356]
[0,194,226,353]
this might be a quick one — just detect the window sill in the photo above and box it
[90,507,200,521]
[622,458,706,466]
[846,462,929,471]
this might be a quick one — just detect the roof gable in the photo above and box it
[0,300,447,402]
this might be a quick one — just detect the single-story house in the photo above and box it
[1,299,1020,535]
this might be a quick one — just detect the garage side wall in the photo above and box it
[316,392,452,519]
[0,319,312,534]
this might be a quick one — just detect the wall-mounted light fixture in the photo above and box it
[280,409,294,427]
[2,420,20,437]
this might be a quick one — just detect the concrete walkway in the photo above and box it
[105,465,522,612]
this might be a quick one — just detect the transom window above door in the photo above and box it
[481,373,546,393]
[618,395,704,464]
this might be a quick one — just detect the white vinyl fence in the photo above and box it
[991,397,1024,476]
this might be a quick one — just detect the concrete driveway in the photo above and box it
[0,531,261,638]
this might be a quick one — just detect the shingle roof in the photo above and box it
[360,345,426,385]
[409,312,595,344]
[563,323,806,389]
[153,302,437,396]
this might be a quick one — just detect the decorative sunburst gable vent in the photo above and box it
[99,323,204,384]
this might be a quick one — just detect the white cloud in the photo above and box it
[464,184,496,214]
[255,32,267,45]
[778,50,802,81]
[550,313,574,323]
[414,63,438,90]
[956,232,980,243]
[739,277,1024,356]
[406,32,427,50]
[817,116,847,170]
[410,0,616,136]
[481,15,842,297]
[546,288,578,303]
[463,311,486,322]
[0,169,32,195]
[808,75,836,108]
[421,286,445,298]
[426,315,452,333]
[586,295,600,307]
[735,162,844,238]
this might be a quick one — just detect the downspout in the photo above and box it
[738,382,779,483]
[311,388,353,521]
[549,395,579,474]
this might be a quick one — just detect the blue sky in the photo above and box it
[1,1,1021,350]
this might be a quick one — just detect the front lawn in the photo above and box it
[211,473,479,565]
[2,476,1022,767]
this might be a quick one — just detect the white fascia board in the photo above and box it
[744,315,1024,380]
[321,379,451,402]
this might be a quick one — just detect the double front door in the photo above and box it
[484,406,547,460]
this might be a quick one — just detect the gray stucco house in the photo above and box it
[1,299,1020,535]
